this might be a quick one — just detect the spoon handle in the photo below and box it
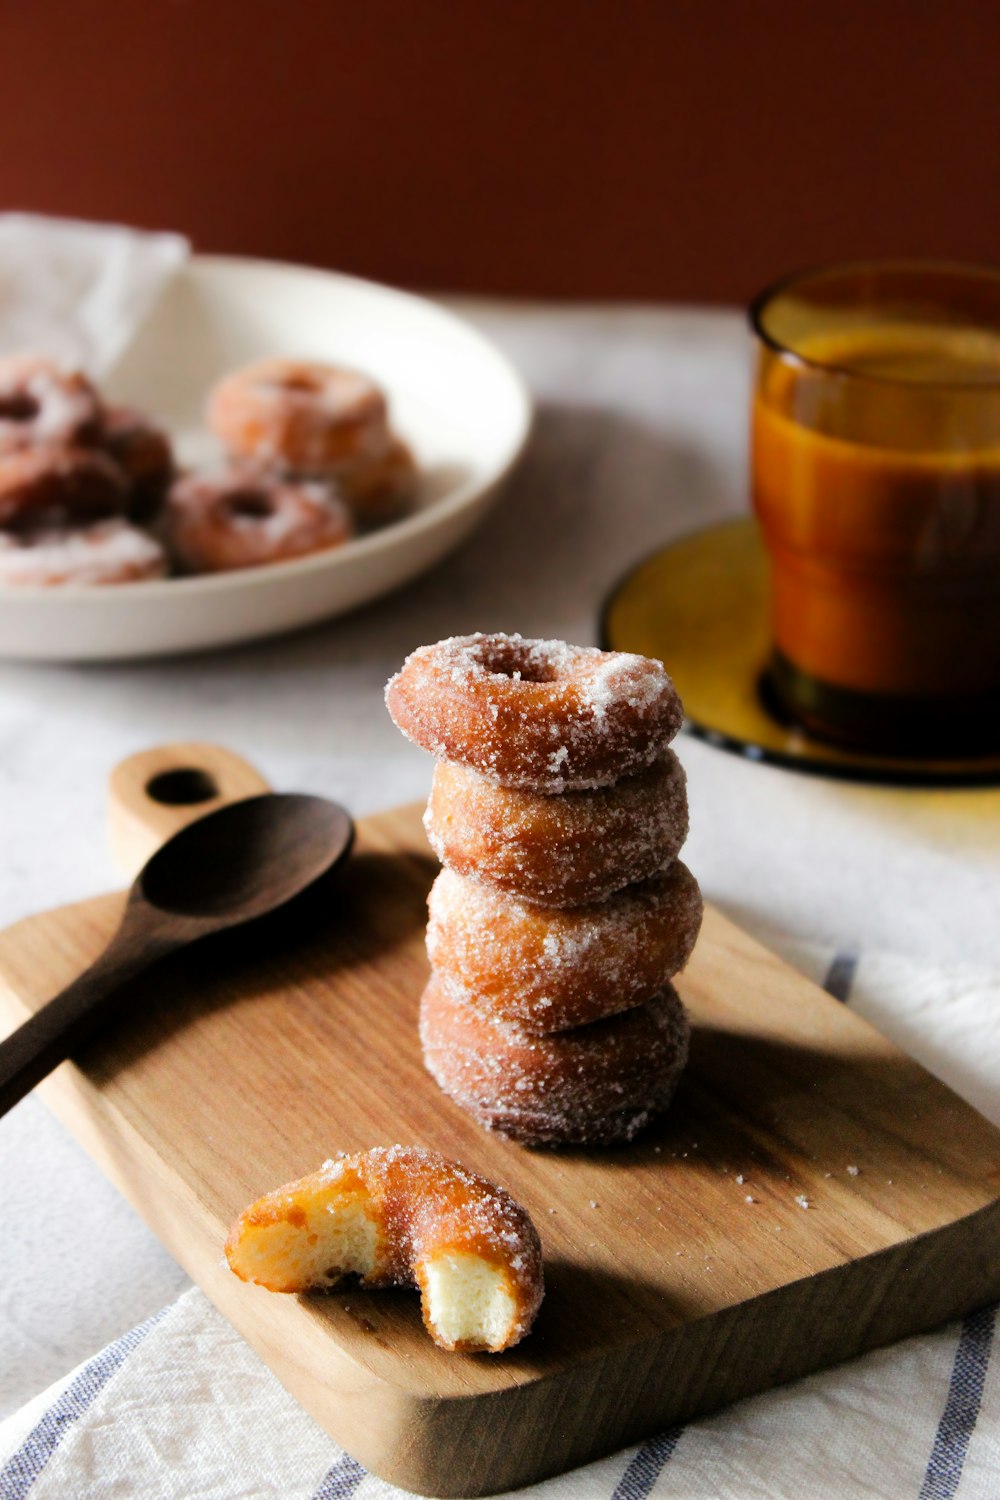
[108,743,271,880]
[0,925,178,1117]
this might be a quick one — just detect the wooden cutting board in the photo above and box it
[1,743,999,1498]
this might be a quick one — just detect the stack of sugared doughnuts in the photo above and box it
[386,633,703,1147]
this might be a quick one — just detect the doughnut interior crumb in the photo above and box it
[227,1188,378,1293]
[225,1146,544,1354]
[420,1252,519,1352]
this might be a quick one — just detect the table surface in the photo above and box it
[2,300,998,1421]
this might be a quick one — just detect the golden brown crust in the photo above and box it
[427,861,703,1033]
[424,749,688,906]
[161,464,353,574]
[208,358,390,471]
[0,354,103,457]
[420,975,690,1146]
[225,1146,544,1352]
[387,634,683,794]
[208,359,416,527]
[333,435,417,524]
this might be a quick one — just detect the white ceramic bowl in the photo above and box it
[0,255,531,659]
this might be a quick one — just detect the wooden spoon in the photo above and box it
[0,791,354,1117]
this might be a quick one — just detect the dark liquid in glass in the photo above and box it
[753,323,1000,754]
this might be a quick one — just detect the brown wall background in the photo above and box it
[2,0,998,302]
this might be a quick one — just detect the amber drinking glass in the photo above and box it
[751,262,1000,755]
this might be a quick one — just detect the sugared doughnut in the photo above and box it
[0,445,128,527]
[427,861,702,1034]
[208,358,390,472]
[0,354,103,456]
[386,633,683,793]
[0,518,167,587]
[420,974,690,1146]
[334,434,417,526]
[101,405,174,520]
[161,465,353,574]
[424,748,688,906]
[225,1145,544,1353]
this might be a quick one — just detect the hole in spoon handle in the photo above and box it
[107,743,272,880]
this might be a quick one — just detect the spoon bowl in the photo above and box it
[138,794,354,922]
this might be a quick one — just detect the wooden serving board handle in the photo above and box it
[107,743,272,879]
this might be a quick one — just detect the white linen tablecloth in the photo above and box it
[0,220,997,1498]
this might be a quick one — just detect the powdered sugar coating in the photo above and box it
[425,747,688,906]
[386,633,683,793]
[161,463,353,574]
[209,357,390,469]
[428,861,702,1033]
[0,353,102,457]
[420,976,691,1147]
[208,359,416,526]
[0,516,167,587]
[226,1144,544,1350]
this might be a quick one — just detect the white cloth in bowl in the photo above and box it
[0,213,188,375]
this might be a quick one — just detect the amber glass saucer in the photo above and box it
[601,519,1000,787]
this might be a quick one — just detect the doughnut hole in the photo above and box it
[225,488,275,522]
[163,467,353,573]
[268,372,322,395]
[417,1252,519,1352]
[0,356,103,456]
[0,392,40,422]
[473,636,562,683]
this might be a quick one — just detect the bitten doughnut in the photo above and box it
[386,634,683,793]
[0,518,167,587]
[420,974,690,1146]
[225,1146,543,1353]
[208,358,391,472]
[101,405,174,519]
[425,748,688,906]
[0,445,128,527]
[427,861,702,1033]
[0,354,103,456]
[161,465,353,573]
